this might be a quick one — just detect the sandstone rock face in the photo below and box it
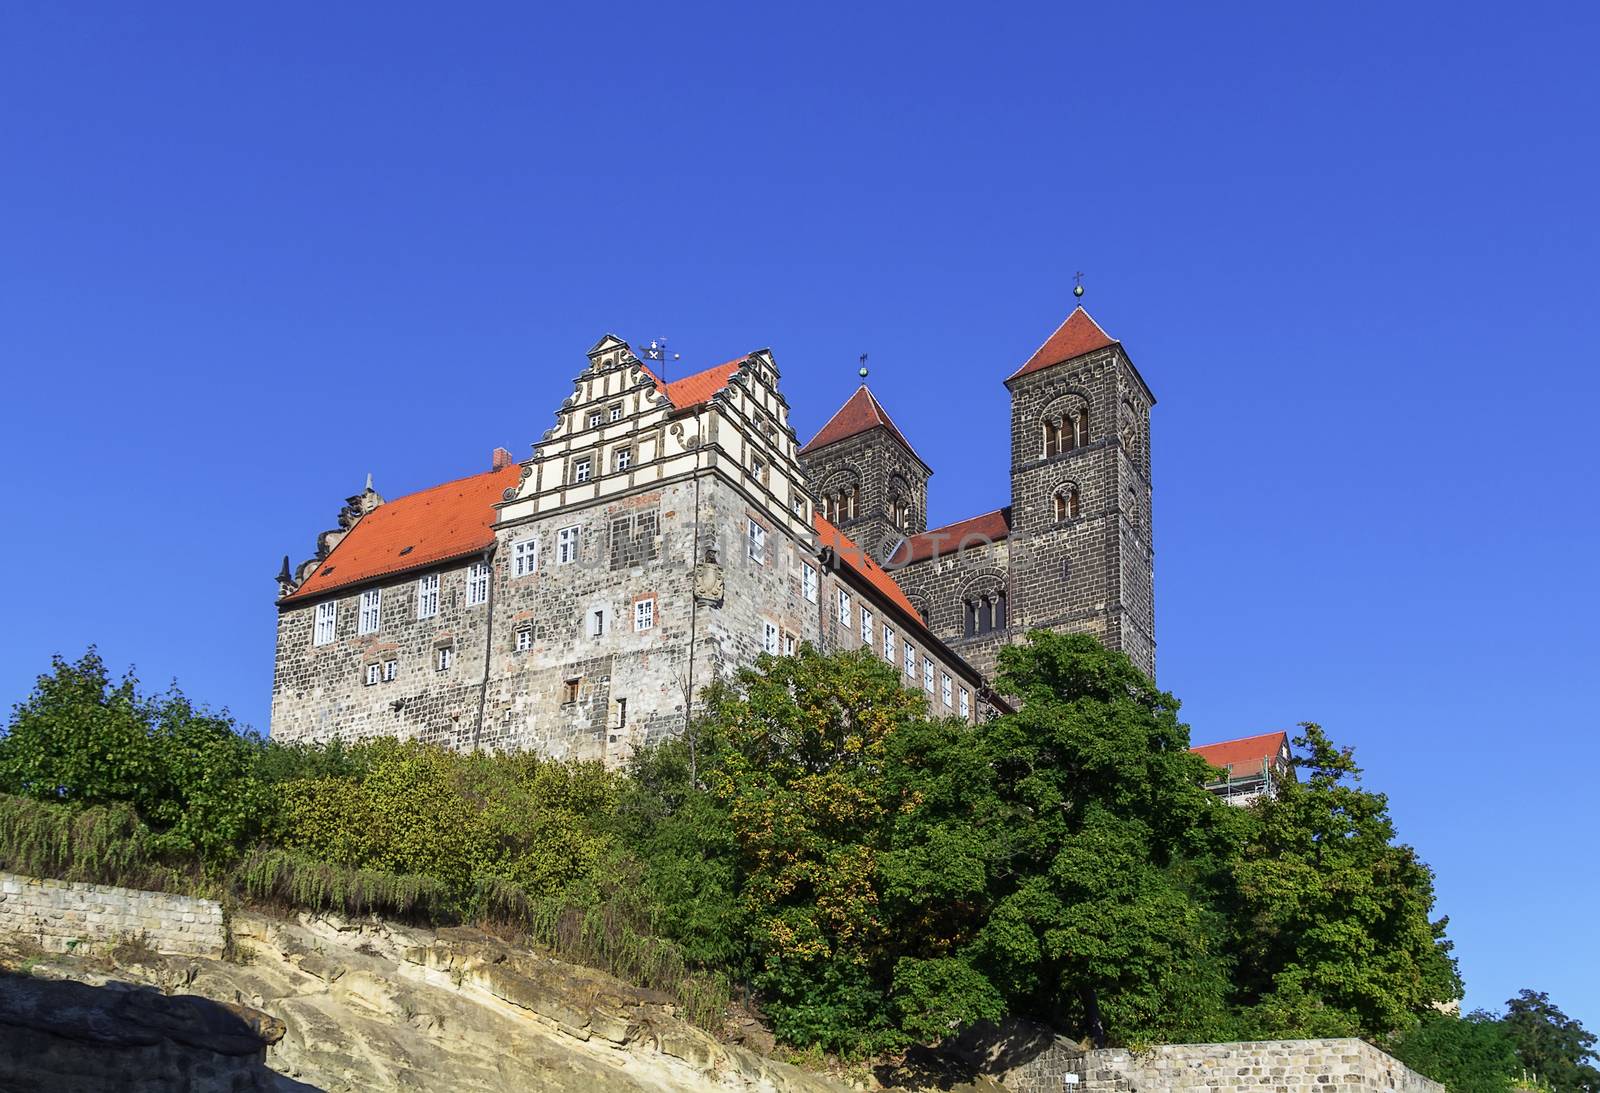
[1,910,851,1093]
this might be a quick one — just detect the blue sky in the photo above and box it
[2,3,1596,1029]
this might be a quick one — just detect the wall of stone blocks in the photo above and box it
[1002,1038,1444,1093]
[0,872,225,958]
[802,426,929,563]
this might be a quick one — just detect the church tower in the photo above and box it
[1004,307,1156,677]
[799,386,930,561]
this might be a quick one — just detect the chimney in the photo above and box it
[491,447,514,470]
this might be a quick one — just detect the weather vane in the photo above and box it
[858,353,869,380]
[643,337,681,377]
[1074,271,1085,299]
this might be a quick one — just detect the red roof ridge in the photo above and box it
[801,385,924,464]
[889,507,1012,566]
[640,354,750,410]
[1190,731,1292,771]
[1006,306,1117,383]
[813,512,923,624]
[283,463,520,603]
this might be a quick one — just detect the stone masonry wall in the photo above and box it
[0,872,226,957]
[1003,1038,1444,1093]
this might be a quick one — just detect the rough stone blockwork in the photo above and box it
[1003,1038,1445,1092]
[0,872,226,958]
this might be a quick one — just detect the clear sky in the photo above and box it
[2,3,1595,1030]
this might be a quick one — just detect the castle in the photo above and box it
[269,305,1156,763]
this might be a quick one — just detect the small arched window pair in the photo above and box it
[1043,407,1089,457]
[1053,486,1081,523]
[822,486,860,523]
[962,590,1008,638]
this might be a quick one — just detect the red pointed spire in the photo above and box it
[1006,306,1117,383]
[801,385,921,461]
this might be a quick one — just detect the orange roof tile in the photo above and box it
[1191,731,1292,775]
[640,357,745,410]
[801,386,922,462]
[889,508,1012,566]
[283,464,521,602]
[1006,307,1117,383]
[813,513,926,625]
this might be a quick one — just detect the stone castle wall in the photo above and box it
[1003,1038,1444,1093]
[272,467,983,763]
[0,872,226,957]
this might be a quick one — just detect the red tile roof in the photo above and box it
[1006,307,1117,383]
[800,386,922,463]
[1191,731,1291,776]
[283,464,522,602]
[640,357,745,410]
[888,508,1013,566]
[814,513,925,625]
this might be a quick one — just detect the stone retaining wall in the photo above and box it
[0,872,225,958]
[1004,1037,1444,1092]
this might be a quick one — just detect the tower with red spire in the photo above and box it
[799,385,931,562]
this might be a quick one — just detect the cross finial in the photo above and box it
[858,353,869,380]
[1073,271,1085,299]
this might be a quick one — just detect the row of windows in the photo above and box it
[571,446,634,485]
[826,587,971,716]
[362,646,453,684]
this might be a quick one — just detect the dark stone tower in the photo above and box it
[799,386,931,561]
[1004,307,1156,677]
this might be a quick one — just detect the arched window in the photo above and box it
[1053,485,1081,522]
[1042,398,1090,457]
[960,585,1009,637]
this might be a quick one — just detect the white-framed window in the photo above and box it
[959,687,970,718]
[923,657,935,692]
[762,620,780,654]
[512,536,539,578]
[861,610,873,646]
[883,628,896,662]
[746,518,766,563]
[783,631,797,655]
[801,562,818,603]
[837,590,852,627]
[466,562,490,606]
[608,404,623,422]
[573,458,592,483]
[942,673,953,707]
[416,573,439,619]
[634,598,655,631]
[364,663,381,686]
[614,447,632,472]
[904,641,916,677]
[358,589,382,635]
[590,608,607,638]
[751,454,767,483]
[313,601,337,645]
[515,628,532,652]
[383,659,398,682]
[791,495,807,521]
[557,526,580,565]
[436,646,454,672]
[587,411,602,429]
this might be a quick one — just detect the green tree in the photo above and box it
[976,631,1235,1047]
[0,650,268,864]
[1390,1011,1519,1093]
[1228,723,1461,1038]
[1501,990,1600,1092]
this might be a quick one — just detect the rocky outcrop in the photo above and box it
[0,970,298,1092]
[0,909,852,1093]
